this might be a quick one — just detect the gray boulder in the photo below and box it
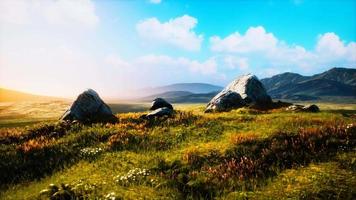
[206,74,272,112]
[145,107,174,119]
[150,98,173,110]
[286,104,320,112]
[61,89,116,122]
[304,104,320,112]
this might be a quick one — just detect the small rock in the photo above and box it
[39,189,52,197]
[48,184,59,194]
[51,190,72,200]
[144,107,173,119]
[303,104,320,112]
[150,98,173,110]
[286,104,320,112]
[286,104,304,111]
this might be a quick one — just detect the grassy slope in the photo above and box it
[0,103,355,199]
[0,101,150,128]
[0,88,66,102]
[0,101,70,128]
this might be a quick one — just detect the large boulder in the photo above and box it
[206,74,272,112]
[150,98,173,110]
[60,89,116,123]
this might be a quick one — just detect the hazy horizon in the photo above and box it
[1,0,355,98]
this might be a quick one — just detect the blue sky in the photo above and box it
[0,0,355,97]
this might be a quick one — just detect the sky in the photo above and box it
[0,0,355,98]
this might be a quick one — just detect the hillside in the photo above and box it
[0,88,65,102]
[0,104,355,199]
[312,67,356,86]
[261,67,356,101]
[136,83,222,97]
[140,91,194,101]
[139,91,218,103]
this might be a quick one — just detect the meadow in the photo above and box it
[0,101,355,199]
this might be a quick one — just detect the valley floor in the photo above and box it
[0,102,355,199]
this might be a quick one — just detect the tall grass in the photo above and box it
[0,105,355,199]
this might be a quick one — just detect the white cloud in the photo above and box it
[223,56,249,70]
[0,0,99,28]
[210,26,277,53]
[105,54,217,75]
[43,0,99,27]
[316,32,356,61]
[136,15,203,51]
[149,0,162,4]
[188,58,217,75]
[210,26,356,71]
[105,54,130,68]
[101,54,218,94]
[0,42,102,97]
[0,0,30,24]
[134,54,217,75]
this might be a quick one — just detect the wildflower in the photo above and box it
[105,192,117,200]
[80,147,103,158]
[114,168,151,186]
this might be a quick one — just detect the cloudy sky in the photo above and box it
[0,0,355,98]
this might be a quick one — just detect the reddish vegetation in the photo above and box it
[156,122,355,198]
[203,123,355,190]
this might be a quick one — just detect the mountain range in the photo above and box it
[140,67,356,103]
[260,67,356,101]
[135,83,222,103]
[136,83,223,97]
[1,67,355,103]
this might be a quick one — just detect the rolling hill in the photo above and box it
[0,88,66,102]
[136,83,223,98]
[312,67,356,86]
[135,83,222,103]
[261,67,356,101]
[139,91,218,103]
[137,68,356,103]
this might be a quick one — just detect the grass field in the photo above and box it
[0,101,355,199]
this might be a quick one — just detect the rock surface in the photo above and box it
[303,104,320,112]
[145,107,174,119]
[61,89,116,122]
[150,98,173,110]
[206,74,272,112]
[141,98,175,119]
[286,104,320,112]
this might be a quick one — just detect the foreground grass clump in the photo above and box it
[244,152,356,200]
[154,123,355,199]
[0,103,355,199]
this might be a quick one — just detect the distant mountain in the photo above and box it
[261,72,309,91]
[261,67,356,101]
[0,88,65,102]
[137,83,223,97]
[311,67,356,86]
[140,91,194,101]
[139,90,218,103]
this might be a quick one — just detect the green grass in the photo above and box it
[0,101,355,199]
[0,101,151,128]
[225,152,356,200]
